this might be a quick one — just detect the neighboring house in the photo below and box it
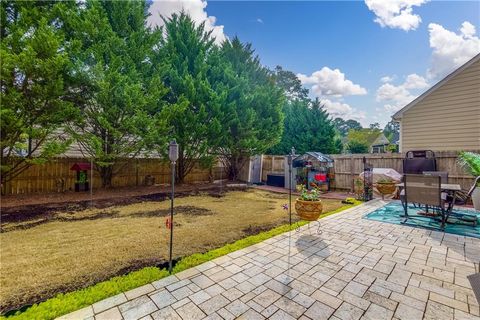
[393,53,480,153]
[346,129,391,153]
[370,133,391,153]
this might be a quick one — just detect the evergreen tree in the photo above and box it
[269,67,337,155]
[209,37,284,180]
[160,13,222,183]
[270,98,337,155]
[0,1,78,187]
[68,0,170,187]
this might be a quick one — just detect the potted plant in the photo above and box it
[295,185,323,221]
[458,151,480,210]
[376,177,397,198]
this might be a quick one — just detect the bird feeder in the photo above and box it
[70,163,91,192]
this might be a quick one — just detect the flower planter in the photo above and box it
[376,182,396,195]
[472,188,480,211]
[74,182,89,192]
[295,199,323,221]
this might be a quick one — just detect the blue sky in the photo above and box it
[149,1,480,127]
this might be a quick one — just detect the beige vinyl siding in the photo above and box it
[400,59,480,152]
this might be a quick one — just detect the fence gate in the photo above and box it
[250,155,262,184]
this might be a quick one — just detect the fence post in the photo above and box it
[350,155,355,193]
[135,159,139,186]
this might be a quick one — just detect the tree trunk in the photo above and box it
[227,154,246,181]
[100,166,113,188]
[176,150,186,184]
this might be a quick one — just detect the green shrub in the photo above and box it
[3,267,168,320]
[458,151,480,185]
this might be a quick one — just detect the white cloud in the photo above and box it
[256,18,264,24]
[403,73,429,89]
[377,83,415,105]
[383,104,404,113]
[297,67,367,98]
[427,21,480,80]
[364,0,428,31]
[147,0,226,44]
[376,73,428,112]
[321,99,367,125]
[380,75,395,83]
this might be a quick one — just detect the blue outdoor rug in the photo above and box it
[364,201,480,239]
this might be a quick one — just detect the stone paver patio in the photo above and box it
[58,200,480,320]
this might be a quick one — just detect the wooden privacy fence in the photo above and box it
[261,151,479,191]
[3,157,224,195]
[261,155,285,181]
[4,151,478,195]
[330,151,478,191]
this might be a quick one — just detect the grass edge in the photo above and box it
[3,200,361,320]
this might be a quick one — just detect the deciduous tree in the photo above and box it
[332,118,363,136]
[383,120,400,144]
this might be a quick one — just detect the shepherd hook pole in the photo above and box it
[169,161,175,274]
[288,147,295,226]
[168,140,179,274]
[289,160,292,226]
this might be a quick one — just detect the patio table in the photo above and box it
[395,182,461,191]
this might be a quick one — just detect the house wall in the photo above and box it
[399,58,480,152]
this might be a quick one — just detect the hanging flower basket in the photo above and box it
[295,185,323,221]
[295,199,323,221]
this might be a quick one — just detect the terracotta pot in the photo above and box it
[376,182,396,195]
[295,199,323,221]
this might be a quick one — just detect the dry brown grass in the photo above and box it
[0,189,344,311]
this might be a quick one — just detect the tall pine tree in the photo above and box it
[68,0,170,187]
[269,67,338,155]
[0,1,78,188]
[160,13,222,183]
[209,37,284,180]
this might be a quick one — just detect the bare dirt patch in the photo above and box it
[0,189,344,313]
[0,185,235,232]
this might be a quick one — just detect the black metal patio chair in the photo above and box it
[401,174,454,229]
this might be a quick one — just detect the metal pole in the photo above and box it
[169,161,175,274]
[90,157,93,208]
[288,147,295,227]
[289,161,292,226]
